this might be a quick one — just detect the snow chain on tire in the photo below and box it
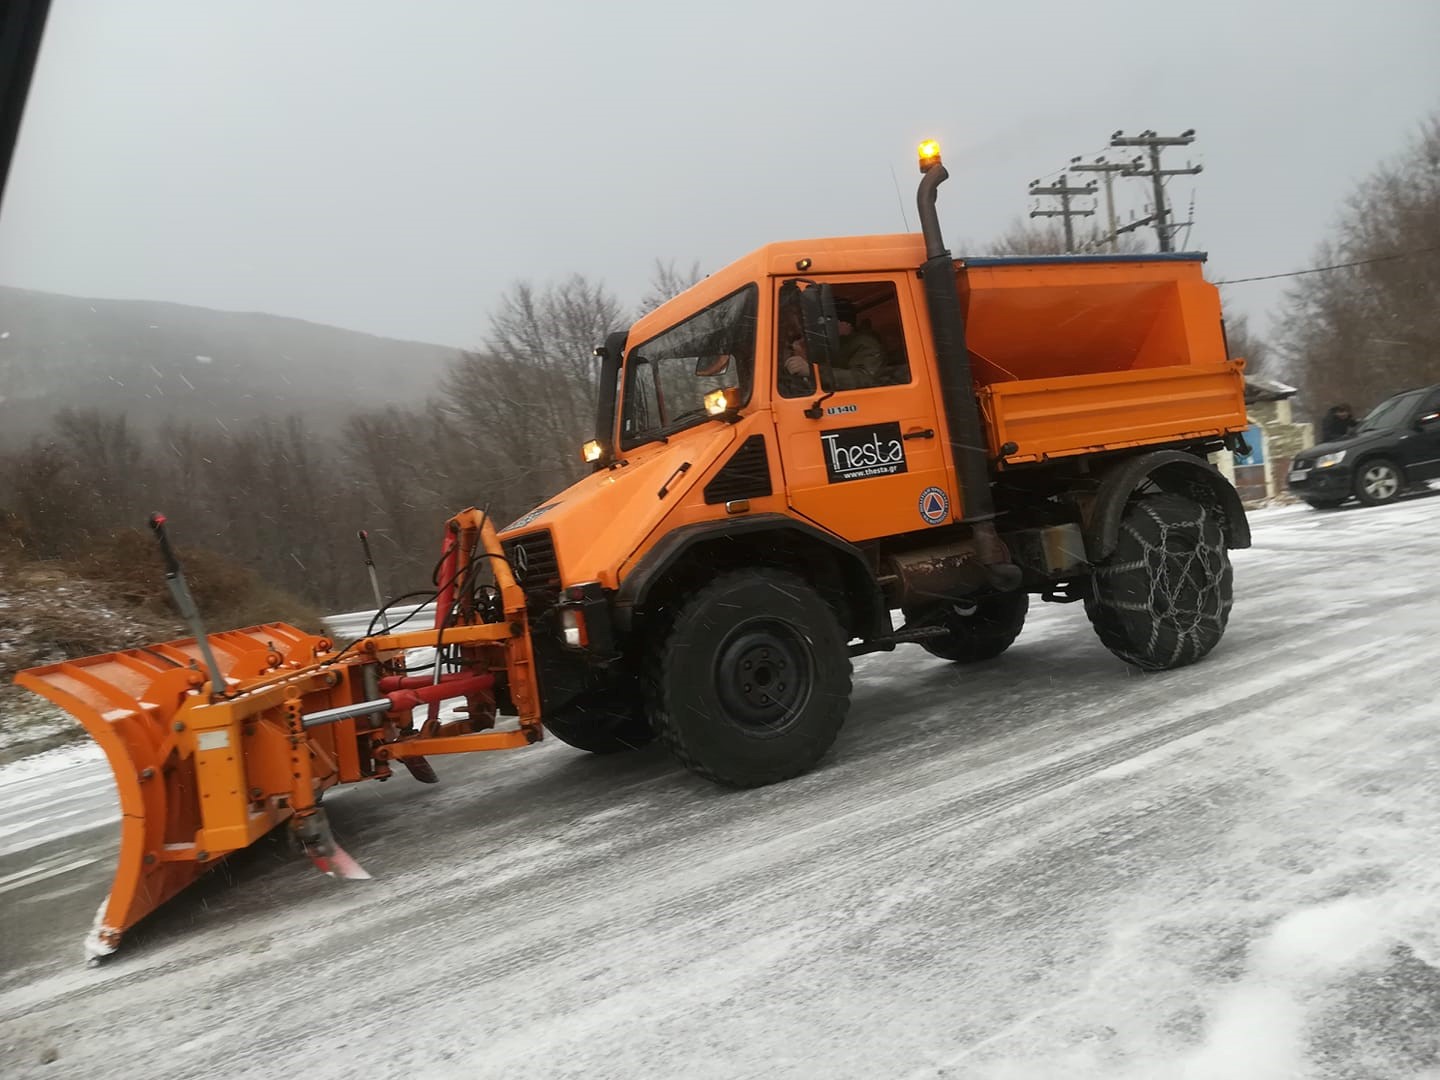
[1084,493,1233,671]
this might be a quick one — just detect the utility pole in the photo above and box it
[1068,155,1141,251]
[1028,174,1097,252]
[1109,129,1202,252]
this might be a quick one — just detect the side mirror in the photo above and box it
[590,330,626,470]
[694,354,731,377]
[797,283,841,377]
[778,280,840,417]
[1417,411,1440,429]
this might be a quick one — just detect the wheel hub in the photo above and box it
[1363,465,1399,500]
[714,621,813,732]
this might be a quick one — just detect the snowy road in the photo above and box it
[1,498,1438,1079]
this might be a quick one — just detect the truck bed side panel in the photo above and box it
[978,362,1248,463]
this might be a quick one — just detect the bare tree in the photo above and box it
[341,405,458,586]
[1222,308,1272,373]
[53,409,149,536]
[441,274,624,511]
[1275,114,1440,418]
[638,258,703,315]
[982,217,1145,256]
[0,410,154,556]
[0,439,70,557]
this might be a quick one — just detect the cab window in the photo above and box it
[777,281,911,398]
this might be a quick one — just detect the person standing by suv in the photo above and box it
[1321,404,1358,443]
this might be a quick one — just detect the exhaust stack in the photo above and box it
[914,141,1019,591]
[914,142,997,526]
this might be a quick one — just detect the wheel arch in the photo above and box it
[613,514,890,644]
[1085,450,1251,562]
[1351,449,1407,481]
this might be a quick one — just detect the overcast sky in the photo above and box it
[0,0,1436,348]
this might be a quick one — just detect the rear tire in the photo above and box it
[912,591,1029,663]
[544,683,653,754]
[645,568,852,787]
[1084,493,1233,671]
[1354,458,1404,506]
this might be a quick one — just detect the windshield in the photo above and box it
[620,285,758,449]
[1357,390,1424,433]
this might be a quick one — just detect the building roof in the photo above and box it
[1244,374,1298,403]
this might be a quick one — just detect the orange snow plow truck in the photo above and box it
[16,141,1251,960]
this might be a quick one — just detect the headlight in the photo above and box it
[704,388,736,416]
[1316,451,1347,468]
[559,607,588,648]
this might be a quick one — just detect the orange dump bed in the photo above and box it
[959,253,1247,464]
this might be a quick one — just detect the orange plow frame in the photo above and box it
[13,509,542,961]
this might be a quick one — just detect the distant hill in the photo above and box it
[0,286,462,444]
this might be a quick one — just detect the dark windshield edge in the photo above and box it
[618,284,759,451]
[1357,390,1425,432]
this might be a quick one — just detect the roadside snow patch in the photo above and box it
[1179,893,1439,1079]
[0,741,103,783]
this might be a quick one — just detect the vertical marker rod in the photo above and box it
[148,513,226,695]
[358,530,391,633]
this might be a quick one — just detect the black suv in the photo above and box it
[1288,384,1440,508]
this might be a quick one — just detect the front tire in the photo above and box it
[1085,493,1233,671]
[1354,458,1404,506]
[912,591,1029,663]
[645,568,852,787]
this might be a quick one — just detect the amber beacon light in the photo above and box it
[918,139,942,173]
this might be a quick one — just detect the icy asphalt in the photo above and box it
[0,498,1437,1079]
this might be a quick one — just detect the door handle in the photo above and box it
[657,461,691,499]
[903,428,935,441]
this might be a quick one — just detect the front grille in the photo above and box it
[501,529,560,609]
[704,435,772,504]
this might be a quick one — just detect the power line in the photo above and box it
[1213,245,1440,285]
[1030,142,1115,187]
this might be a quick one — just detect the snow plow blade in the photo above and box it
[13,508,541,961]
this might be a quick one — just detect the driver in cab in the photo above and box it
[782,297,886,393]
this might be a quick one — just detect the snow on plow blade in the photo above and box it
[13,508,541,961]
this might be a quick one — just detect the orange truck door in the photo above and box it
[771,274,955,541]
